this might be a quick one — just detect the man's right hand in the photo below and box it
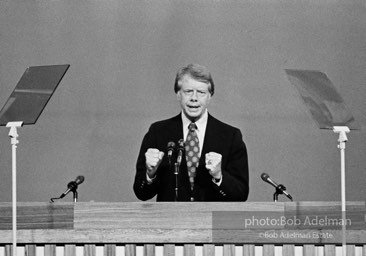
[145,148,165,178]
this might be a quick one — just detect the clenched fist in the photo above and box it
[205,152,222,180]
[145,148,164,178]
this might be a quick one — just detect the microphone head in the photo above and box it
[177,139,185,150]
[75,175,85,185]
[261,173,270,182]
[167,141,176,151]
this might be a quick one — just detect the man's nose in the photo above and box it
[190,90,198,100]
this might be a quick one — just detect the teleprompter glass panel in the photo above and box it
[0,65,70,126]
[285,69,359,130]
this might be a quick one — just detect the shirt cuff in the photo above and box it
[146,171,156,184]
[212,175,223,186]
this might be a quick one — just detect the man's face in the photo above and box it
[177,75,211,122]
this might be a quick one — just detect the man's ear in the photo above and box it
[176,91,181,101]
[207,94,211,103]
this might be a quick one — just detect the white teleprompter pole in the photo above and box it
[333,126,350,256]
[6,121,23,256]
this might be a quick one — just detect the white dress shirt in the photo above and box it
[181,110,222,185]
[181,110,208,158]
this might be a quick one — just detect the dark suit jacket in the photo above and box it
[133,113,249,201]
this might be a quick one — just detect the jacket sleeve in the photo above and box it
[133,125,160,201]
[215,128,249,201]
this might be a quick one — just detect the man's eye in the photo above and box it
[184,90,193,95]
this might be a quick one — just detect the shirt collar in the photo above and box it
[181,110,208,132]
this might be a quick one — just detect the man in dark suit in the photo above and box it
[133,64,249,201]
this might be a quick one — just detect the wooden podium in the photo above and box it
[0,202,365,256]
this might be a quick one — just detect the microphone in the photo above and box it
[167,141,176,164]
[176,139,185,166]
[59,176,85,199]
[261,173,293,201]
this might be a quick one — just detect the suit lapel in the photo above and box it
[165,114,184,146]
[199,114,219,167]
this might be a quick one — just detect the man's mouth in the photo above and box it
[188,105,200,110]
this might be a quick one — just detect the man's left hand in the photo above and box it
[205,152,222,180]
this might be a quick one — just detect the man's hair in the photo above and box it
[174,64,215,96]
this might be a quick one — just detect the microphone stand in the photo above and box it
[273,184,288,202]
[66,181,80,202]
[174,163,179,202]
[72,190,78,202]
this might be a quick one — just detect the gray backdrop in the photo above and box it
[0,0,365,203]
